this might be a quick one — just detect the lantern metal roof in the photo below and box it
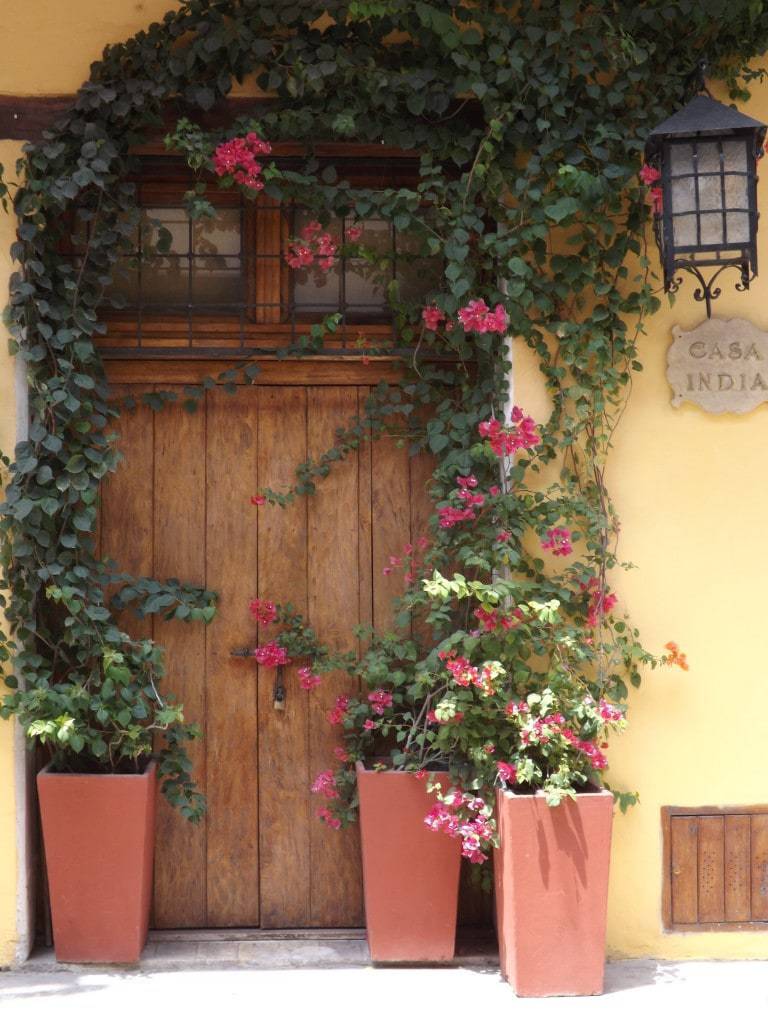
[646,95,766,149]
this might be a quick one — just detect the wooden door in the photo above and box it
[100,376,433,929]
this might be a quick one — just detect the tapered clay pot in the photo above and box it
[494,787,613,997]
[356,763,461,962]
[37,761,157,964]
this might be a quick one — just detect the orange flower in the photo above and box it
[664,641,689,671]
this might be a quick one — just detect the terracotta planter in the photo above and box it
[356,764,461,962]
[494,787,613,997]
[37,761,157,963]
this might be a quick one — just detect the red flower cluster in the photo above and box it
[474,606,523,632]
[368,689,393,715]
[424,791,494,863]
[248,597,277,625]
[213,132,271,190]
[440,651,497,696]
[438,506,476,529]
[541,526,573,557]
[421,305,454,332]
[457,299,509,334]
[598,698,624,722]
[253,641,290,667]
[426,708,464,725]
[285,220,338,271]
[382,535,430,580]
[581,576,618,627]
[311,769,338,798]
[317,806,341,829]
[327,694,350,725]
[639,163,663,214]
[478,408,540,457]
[496,760,517,784]
[298,666,322,691]
[508,703,612,773]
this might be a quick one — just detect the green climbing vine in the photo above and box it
[1,1,767,831]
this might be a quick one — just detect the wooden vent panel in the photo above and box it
[662,807,768,930]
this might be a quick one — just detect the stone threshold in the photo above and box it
[16,928,500,973]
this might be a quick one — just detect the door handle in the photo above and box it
[230,647,286,711]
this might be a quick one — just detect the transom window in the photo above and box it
[92,157,441,357]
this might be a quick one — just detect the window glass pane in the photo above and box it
[141,207,188,254]
[726,212,750,244]
[346,258,388,313]
[141,257,190,305]
[292,265,341,313]
[192,255,241,304]
[672,213,698,248]
[699,213,724,246]
[193,209,241,256]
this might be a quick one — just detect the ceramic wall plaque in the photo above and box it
[668,317,768,413]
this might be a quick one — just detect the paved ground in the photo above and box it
[1,935,767,1021]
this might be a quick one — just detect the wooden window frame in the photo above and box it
[99,153,423,359]
[662,805,768,932]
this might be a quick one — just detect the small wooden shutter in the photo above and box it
[662,807,768,930]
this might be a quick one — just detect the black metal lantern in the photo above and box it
[645,94,767,317]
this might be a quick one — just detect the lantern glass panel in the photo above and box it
[668,137,751,251]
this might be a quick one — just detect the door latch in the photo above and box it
[273,664,286,711]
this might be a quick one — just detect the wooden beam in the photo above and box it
[0,93,473,146]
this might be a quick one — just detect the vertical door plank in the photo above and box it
[100,385,154,639]
[724,815,751,922]
[697,816,725,923]
[357,388,374,639]
[751,814,768,920]
[257,386,311,927]
[670,816,698,924]
[205,388,260,926]
[307,387,364,927]
[408,439,434,644]
[371,424,411,631]
[152,399,207,927]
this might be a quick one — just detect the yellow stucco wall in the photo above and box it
[2,0,768,964]
[516,74,768,959]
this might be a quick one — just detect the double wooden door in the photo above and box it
[101,371,432,928]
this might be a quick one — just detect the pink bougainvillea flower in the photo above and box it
[541,526,573,557]
[345,224,363,242]
[421,304,445,331]
[311,770,338,798]
[368,689,393,715]
[650,187,663,214]
[496,530,512,542]
[285,221,339,272]
[580,576,618,627]
[317,806,341,829]
[438,505,476,528]
[457,299,509,334]
[298,666,322,691]
[248,597,277,625]
[639,163,661,186]
[250,494,266,506]
[327,694,350,725]
[253,641,290,667]
[456,474,478,488]
[478,408,540,457]
[213,133,271,191]
[363,718,376,731]
[497,761,517,784]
